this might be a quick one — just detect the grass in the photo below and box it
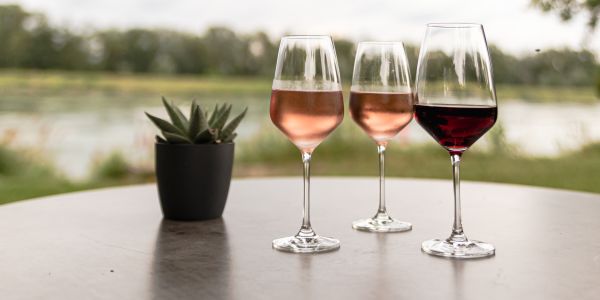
[0,146,78,204]
[0,147,153,205]
[495,84,597,103]
[0,69,597,103]
[235,123,600,194]
[0,69,270,97]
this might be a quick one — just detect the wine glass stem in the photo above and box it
[451,153,464,236]
[299,151,314,236]
[377,144,387,214]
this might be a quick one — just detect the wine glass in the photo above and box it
[270,36,344,253]
[415,23,497,258]
[350,42,414,232]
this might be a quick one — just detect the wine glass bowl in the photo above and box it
[415,23,497,258]
[270,35,344,253]
[349,91,413,145]
[349,42,414,233]
[270,89,344,153]
[414,104,497,155]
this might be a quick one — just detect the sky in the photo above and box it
[3,0,599,55]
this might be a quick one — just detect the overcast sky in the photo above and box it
[4,0,599,55]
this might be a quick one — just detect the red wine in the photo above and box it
[350,91,413,145]
[414,104,497,154]
[270,89,344,152]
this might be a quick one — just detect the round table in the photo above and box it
[1,178,599,299]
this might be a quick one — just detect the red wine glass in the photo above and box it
[270,36,344,253]
[415,23,498,258]
[350,42,414,232]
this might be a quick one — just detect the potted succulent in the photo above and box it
[146,97,247,221]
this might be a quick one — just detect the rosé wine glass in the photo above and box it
[350,42,414,233]
[270,36,344,253]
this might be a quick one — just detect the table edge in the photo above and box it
[5,176,599,207]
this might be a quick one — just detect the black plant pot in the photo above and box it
[155,142,234,221]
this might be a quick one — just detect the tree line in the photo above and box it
[1,4,599,91]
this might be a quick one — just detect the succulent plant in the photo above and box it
[146,97,247,144]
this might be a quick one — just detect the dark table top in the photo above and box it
[1,177,599,299]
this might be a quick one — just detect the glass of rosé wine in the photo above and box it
[270,36,344,253]
[350,42,414,233]
[415,23,497,258]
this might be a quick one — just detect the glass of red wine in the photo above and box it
[270,36,344,253]
[415,23,498,258]
[350,42,414,232]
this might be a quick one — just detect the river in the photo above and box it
[2,97,599,178]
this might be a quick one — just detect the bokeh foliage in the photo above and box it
[0,4,598,92]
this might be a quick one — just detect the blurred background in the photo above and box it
[0,0,598,204]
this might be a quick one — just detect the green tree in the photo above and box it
[21,17,89,70]
[404,44,419,81]
[153,31,208,74]
[333,39,355,81]
[523,49,597,86]
[532,0,600,29]
[597,66,600,95]
[0,5,30,67]
[489,45,521,84]
[203,27,248,75]
[123,29,160,73]
[94,30,124,71]
[55,30,88,70]
[0,3,598,89]
[245,32,277,76]
[532,0,600,95]
[94,29,161,73]
[0,6,88,70]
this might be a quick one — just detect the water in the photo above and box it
[2,97,600,178]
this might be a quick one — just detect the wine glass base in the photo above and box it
[421,238,495,259]
[352,214,412,233]
[272,235,340,253]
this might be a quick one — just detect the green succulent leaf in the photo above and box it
[161,97,188,131]
[172,104,189,128]
[194,129,213,143]
[148,98,246,145]
[163,131,192,144]
[190,99,198,117]
[197,105,208,132]
[223,133,237,143]
[208,104,220,125]
[188,105,201,139]
[221,107,247,141]
[145,112,183,135]
[212,104,232,130]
